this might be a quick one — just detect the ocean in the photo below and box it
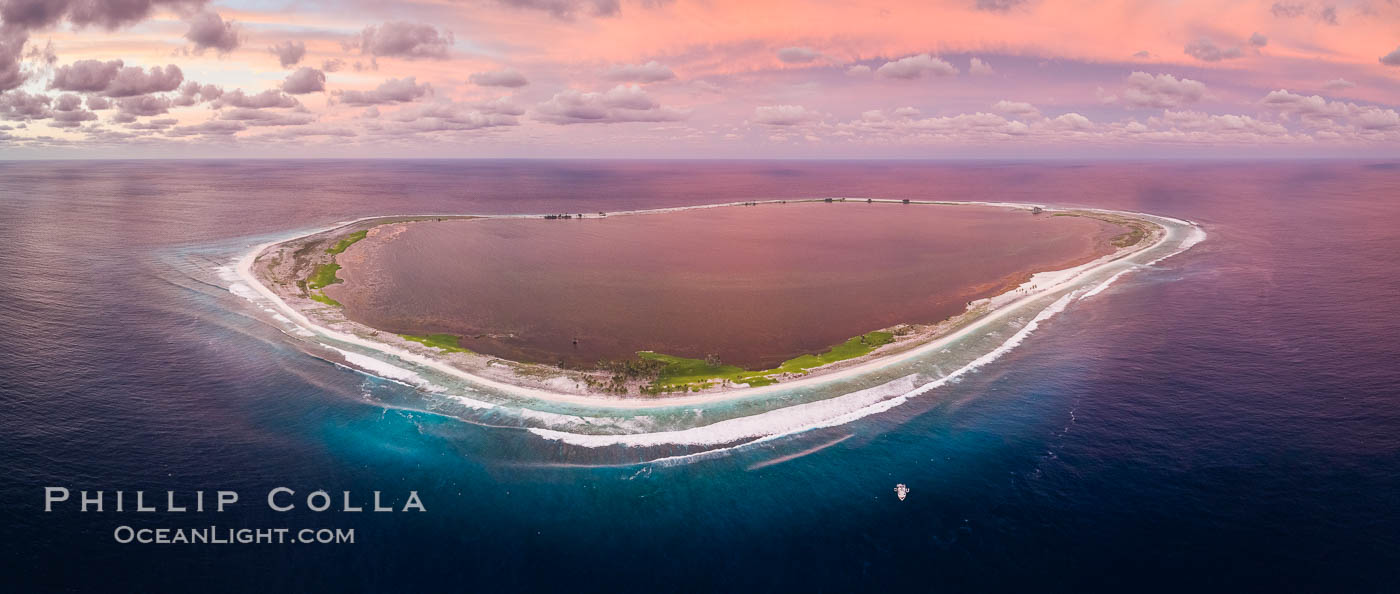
[2,160,1398,591]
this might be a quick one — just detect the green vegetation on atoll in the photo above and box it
[326,230,368,255]
[400,333,473,353]
[306,262,341,290]
[1052,211,1152,249]
[619,330,896,394]
[308,292,342,307]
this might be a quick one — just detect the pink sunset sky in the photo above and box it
[1,0,1399,158]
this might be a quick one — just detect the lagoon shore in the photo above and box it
[237,200,1178,409]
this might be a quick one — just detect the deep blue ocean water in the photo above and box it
[2,160,1398,592]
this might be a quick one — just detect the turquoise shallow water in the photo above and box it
[2,160,1399,591]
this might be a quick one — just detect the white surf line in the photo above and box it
[233,200,1201,413]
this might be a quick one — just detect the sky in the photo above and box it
[1,0,1399,158]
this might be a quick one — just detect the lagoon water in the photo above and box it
[329,203,1119,368]
[2,160,1399,591]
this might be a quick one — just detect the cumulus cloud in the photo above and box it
[1323,78,1355,90]
[991,100,1041,119]
[1249,33,1268,47]
[753,104,821,126]
[534,84,687,124]
[335,77,431,105]
[45,59,187,98]
[0,0,200,93]
[116,94,172,117]
[1265,89,1394,128]
[49,59,123,92]
[282,67,325,94]
[846,64,871,76]
[85,95,110,110]
[108,64,183,96]
[0,0,207,31]
[603,61,675,82]
[351,22,453,60]
[777,47,821,64]
[1184,39,1243,62]
[469,68,529,88]
[1120,72,1207,108]
[53,93,81,111]
[1260,90,1400,135]
[969,57,994,75]
[0,89,51,120]
[172,81,222,106]
[1381,47,1400,67]
[875,54,958,79]
[50,97,96,127]
[213,89,299,109]
[184,10,240,54]
[269,41,306,68]
[49,60,185,97]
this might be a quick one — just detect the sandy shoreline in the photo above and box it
[233,200,1191,411]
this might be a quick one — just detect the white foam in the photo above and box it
[328,346,452,395]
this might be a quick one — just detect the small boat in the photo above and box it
[894,484,910,501]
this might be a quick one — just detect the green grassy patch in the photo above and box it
[306,262,341,289]
[325,230,368,255]
[636,330,896,393]
[400,333,473,353]
[308,292,341,307]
